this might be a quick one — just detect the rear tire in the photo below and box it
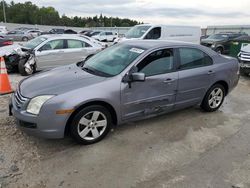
[18,59,36,76]
[201,84,225,112]
[70,105,112,145]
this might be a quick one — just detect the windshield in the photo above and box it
[23,36,47,49]
[82,44,145,77]
[125,25,151,39]
[207,34,229,40]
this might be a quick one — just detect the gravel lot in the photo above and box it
[0,73,250,188]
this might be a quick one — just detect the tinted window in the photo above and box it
[144,27,161,39]
[106,32,113,35]
[179,48,213,70]
[137,49,174,77]
[40,39,64,51]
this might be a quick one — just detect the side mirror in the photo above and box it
[131,72,145,82]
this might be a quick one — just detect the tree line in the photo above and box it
[0,1,141,27]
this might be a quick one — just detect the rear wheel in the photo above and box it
[201,84,225,112]
[70,105,112,144]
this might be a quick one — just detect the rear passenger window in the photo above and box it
[137,49,174,77]
[67,40,91,48]
[178,48,213,70]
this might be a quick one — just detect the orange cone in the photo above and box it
[0,56,13,95]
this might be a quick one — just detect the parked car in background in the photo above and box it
[0,38,13,47]
[116,24,201,44]
[41,28,65,35]
[89,31,102,37]
[238,44,250,76]
[9,40,239,144]
[79,35,108,48]
[4,34,103,75]
[92,31,117,42]
[15,27,39,31]
[0,30,34,41]
[64,29,77,34]
[0,26,8,35]
[26,30,42,38]
[201,32,248,54]
[79,30,94,37]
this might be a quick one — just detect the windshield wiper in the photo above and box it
[82,67,96,74]
[82,66,112,77]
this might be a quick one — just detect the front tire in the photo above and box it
[18,59,36,76]
[201,84,225,112]
[70,105,112,144]
[215,47,223,54]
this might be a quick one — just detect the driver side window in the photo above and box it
[39,39,64,51]
[144,27,161,39]
[137,48,174,77]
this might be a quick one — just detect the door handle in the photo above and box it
[164,78,175,83]
[208,70,214,75]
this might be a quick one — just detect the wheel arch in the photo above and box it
[215,45,224,52]
[64,100,118,136]
[213,80,229,96]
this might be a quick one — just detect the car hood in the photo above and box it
[0,44,21,56]
[240,44,250,53]
[20,64,107,98]
[201,39,225,44]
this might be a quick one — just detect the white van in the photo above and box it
[117,24,201,44]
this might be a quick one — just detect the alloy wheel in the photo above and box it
[77,111,107,140]
[208,88,223,109]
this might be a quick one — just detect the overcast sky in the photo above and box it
[5,0,250,27]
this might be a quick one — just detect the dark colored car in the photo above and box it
[201,33,248,54]
[0,38,13,47]
[64,29,77,34]
[79,30,93,37]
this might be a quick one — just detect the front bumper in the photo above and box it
[239,61,250,74]
[10,94,69,139]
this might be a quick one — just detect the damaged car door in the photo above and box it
[121,48,178,120]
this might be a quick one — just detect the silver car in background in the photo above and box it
[0,30,34,41]
[10,40,239,144]
[15,35,103,74]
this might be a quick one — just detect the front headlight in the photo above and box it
[211,44,216,48]
[27,95,54,115]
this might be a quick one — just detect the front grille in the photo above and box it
[14,89,28,109]
[239,52,250,61]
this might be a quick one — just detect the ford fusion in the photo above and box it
[10,40,240,144]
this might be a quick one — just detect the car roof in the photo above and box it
[41,34,85,40]
[121,40,218,56]
[122,40,198,49]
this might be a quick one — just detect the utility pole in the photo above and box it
[110,17,112,27]
[2,0,6,23]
